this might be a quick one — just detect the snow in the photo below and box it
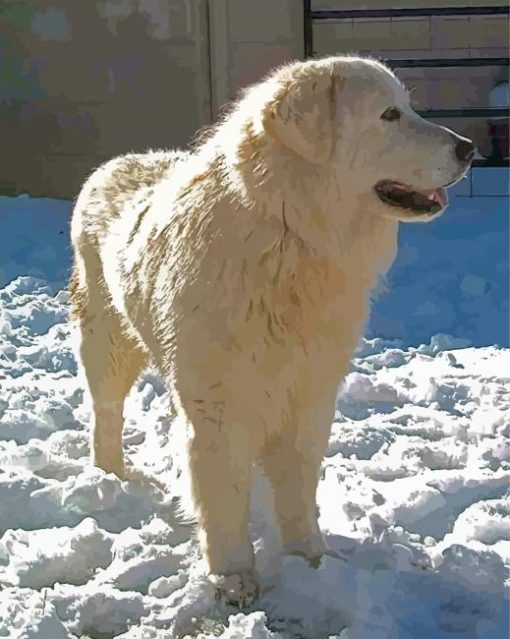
[0,175,509,638]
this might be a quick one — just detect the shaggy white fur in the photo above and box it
[70,55,472,606]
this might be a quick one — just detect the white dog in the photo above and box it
[70,55,473,606]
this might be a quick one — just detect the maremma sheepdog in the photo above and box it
[70,55,474,606]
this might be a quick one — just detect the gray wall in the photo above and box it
[0,0,304,199]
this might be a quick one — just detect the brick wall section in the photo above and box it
[310,1,509,156]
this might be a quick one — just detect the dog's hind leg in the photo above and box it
[71,252,147,478]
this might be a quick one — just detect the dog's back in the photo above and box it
[70,150,189,318]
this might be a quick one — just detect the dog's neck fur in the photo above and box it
[196,111,398,291]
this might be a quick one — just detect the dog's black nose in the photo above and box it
[455,138,475,163]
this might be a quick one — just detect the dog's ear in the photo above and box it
[262,68,336,165]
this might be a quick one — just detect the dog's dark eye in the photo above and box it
[381,107,401,122]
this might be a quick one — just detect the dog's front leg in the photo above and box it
[261,381,338,565]
[184,398,259,607]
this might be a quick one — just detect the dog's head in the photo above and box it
[261,56,474,222]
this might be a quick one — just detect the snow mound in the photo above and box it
[0,517,113,588]
[0,279,508,638]
[0,183,509,637]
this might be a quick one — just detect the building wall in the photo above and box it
[0,0,304,199]
[0,0,212,199]
[312,0,508,11]
[209,0,304,113]
[310,1,509,156]
[1,1,506,198]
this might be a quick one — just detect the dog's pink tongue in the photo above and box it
[423,187,448,207]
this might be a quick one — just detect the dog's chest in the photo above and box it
[214,250,363,375]
[269,253,358,347]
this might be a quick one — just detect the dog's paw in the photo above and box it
[284,533,349,567]
[284,533,329,567]
[93,458,125,480]
[122,464,167,491]
[210,570,259,608]
[303,548,348,569]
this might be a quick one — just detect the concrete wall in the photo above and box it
[209,0,304,113]
[0,0,215,198]
[0,0,303,199]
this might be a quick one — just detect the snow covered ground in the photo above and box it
[0,174,509,638]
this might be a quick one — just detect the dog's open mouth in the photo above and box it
[374,180,448,214]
